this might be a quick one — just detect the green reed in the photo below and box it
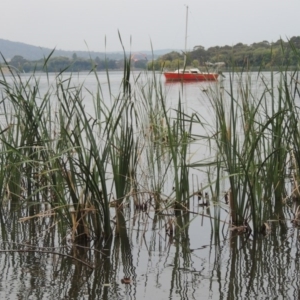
[1,42,299,242]
[159,88,192,211]
[0,58,137,242]
[202,57,300,234]
[135,70,173,210]
[0,52,180,243]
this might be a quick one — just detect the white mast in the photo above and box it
[184,5,188,68]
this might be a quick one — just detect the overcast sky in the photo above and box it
[2,0,300,53]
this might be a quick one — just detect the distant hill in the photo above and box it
[0,38,175,62]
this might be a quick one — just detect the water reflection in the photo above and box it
[0,200,300,299]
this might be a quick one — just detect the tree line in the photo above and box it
[148,36,300,70]
[4,54,125,73]
[3,36,300,73]
[5,54,149,73]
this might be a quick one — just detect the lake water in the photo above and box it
[0,70,299,299]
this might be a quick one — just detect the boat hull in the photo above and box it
[163,72,218,82]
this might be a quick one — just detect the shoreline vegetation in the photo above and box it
[1,36,300,73]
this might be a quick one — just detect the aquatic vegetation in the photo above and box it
[1,49,300,236]
[0,44,300,298]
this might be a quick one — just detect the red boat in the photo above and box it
[163,6,222,82]
[163,68,219,82]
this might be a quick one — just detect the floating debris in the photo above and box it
[260,222,271,235]
[230,220,251,234]
[197,191,202,201]
[224,192,229,204]
[165,218,174,236]
[205,193,210,206]
[121,277,131,284]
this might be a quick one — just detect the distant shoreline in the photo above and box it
[1,66,299,75]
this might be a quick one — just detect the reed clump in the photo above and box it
[0,52,192,245]
[0,42,299,244]
[199,64,300,234]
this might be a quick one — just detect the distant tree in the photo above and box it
[161,51,182,61]
[10,55,27,71]
[23,62,33,72]
[134,60,147,69]
[233,43,246,49]
[190,48,209,65]
[106,59,117,69]
[94,56,101,66]
[290,36,300,48]
[193,45,205,51]
[71,58,92,71]
[171,59,183,69]
[72,53,78,60]
[115,59,124,69]
[162,60,171,69]
[191,59,199,68]
[147,60,156,70]
[47,57,71,72]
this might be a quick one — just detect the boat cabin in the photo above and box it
[175,68,202,74]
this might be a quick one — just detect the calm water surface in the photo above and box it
[0,71,299,299]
